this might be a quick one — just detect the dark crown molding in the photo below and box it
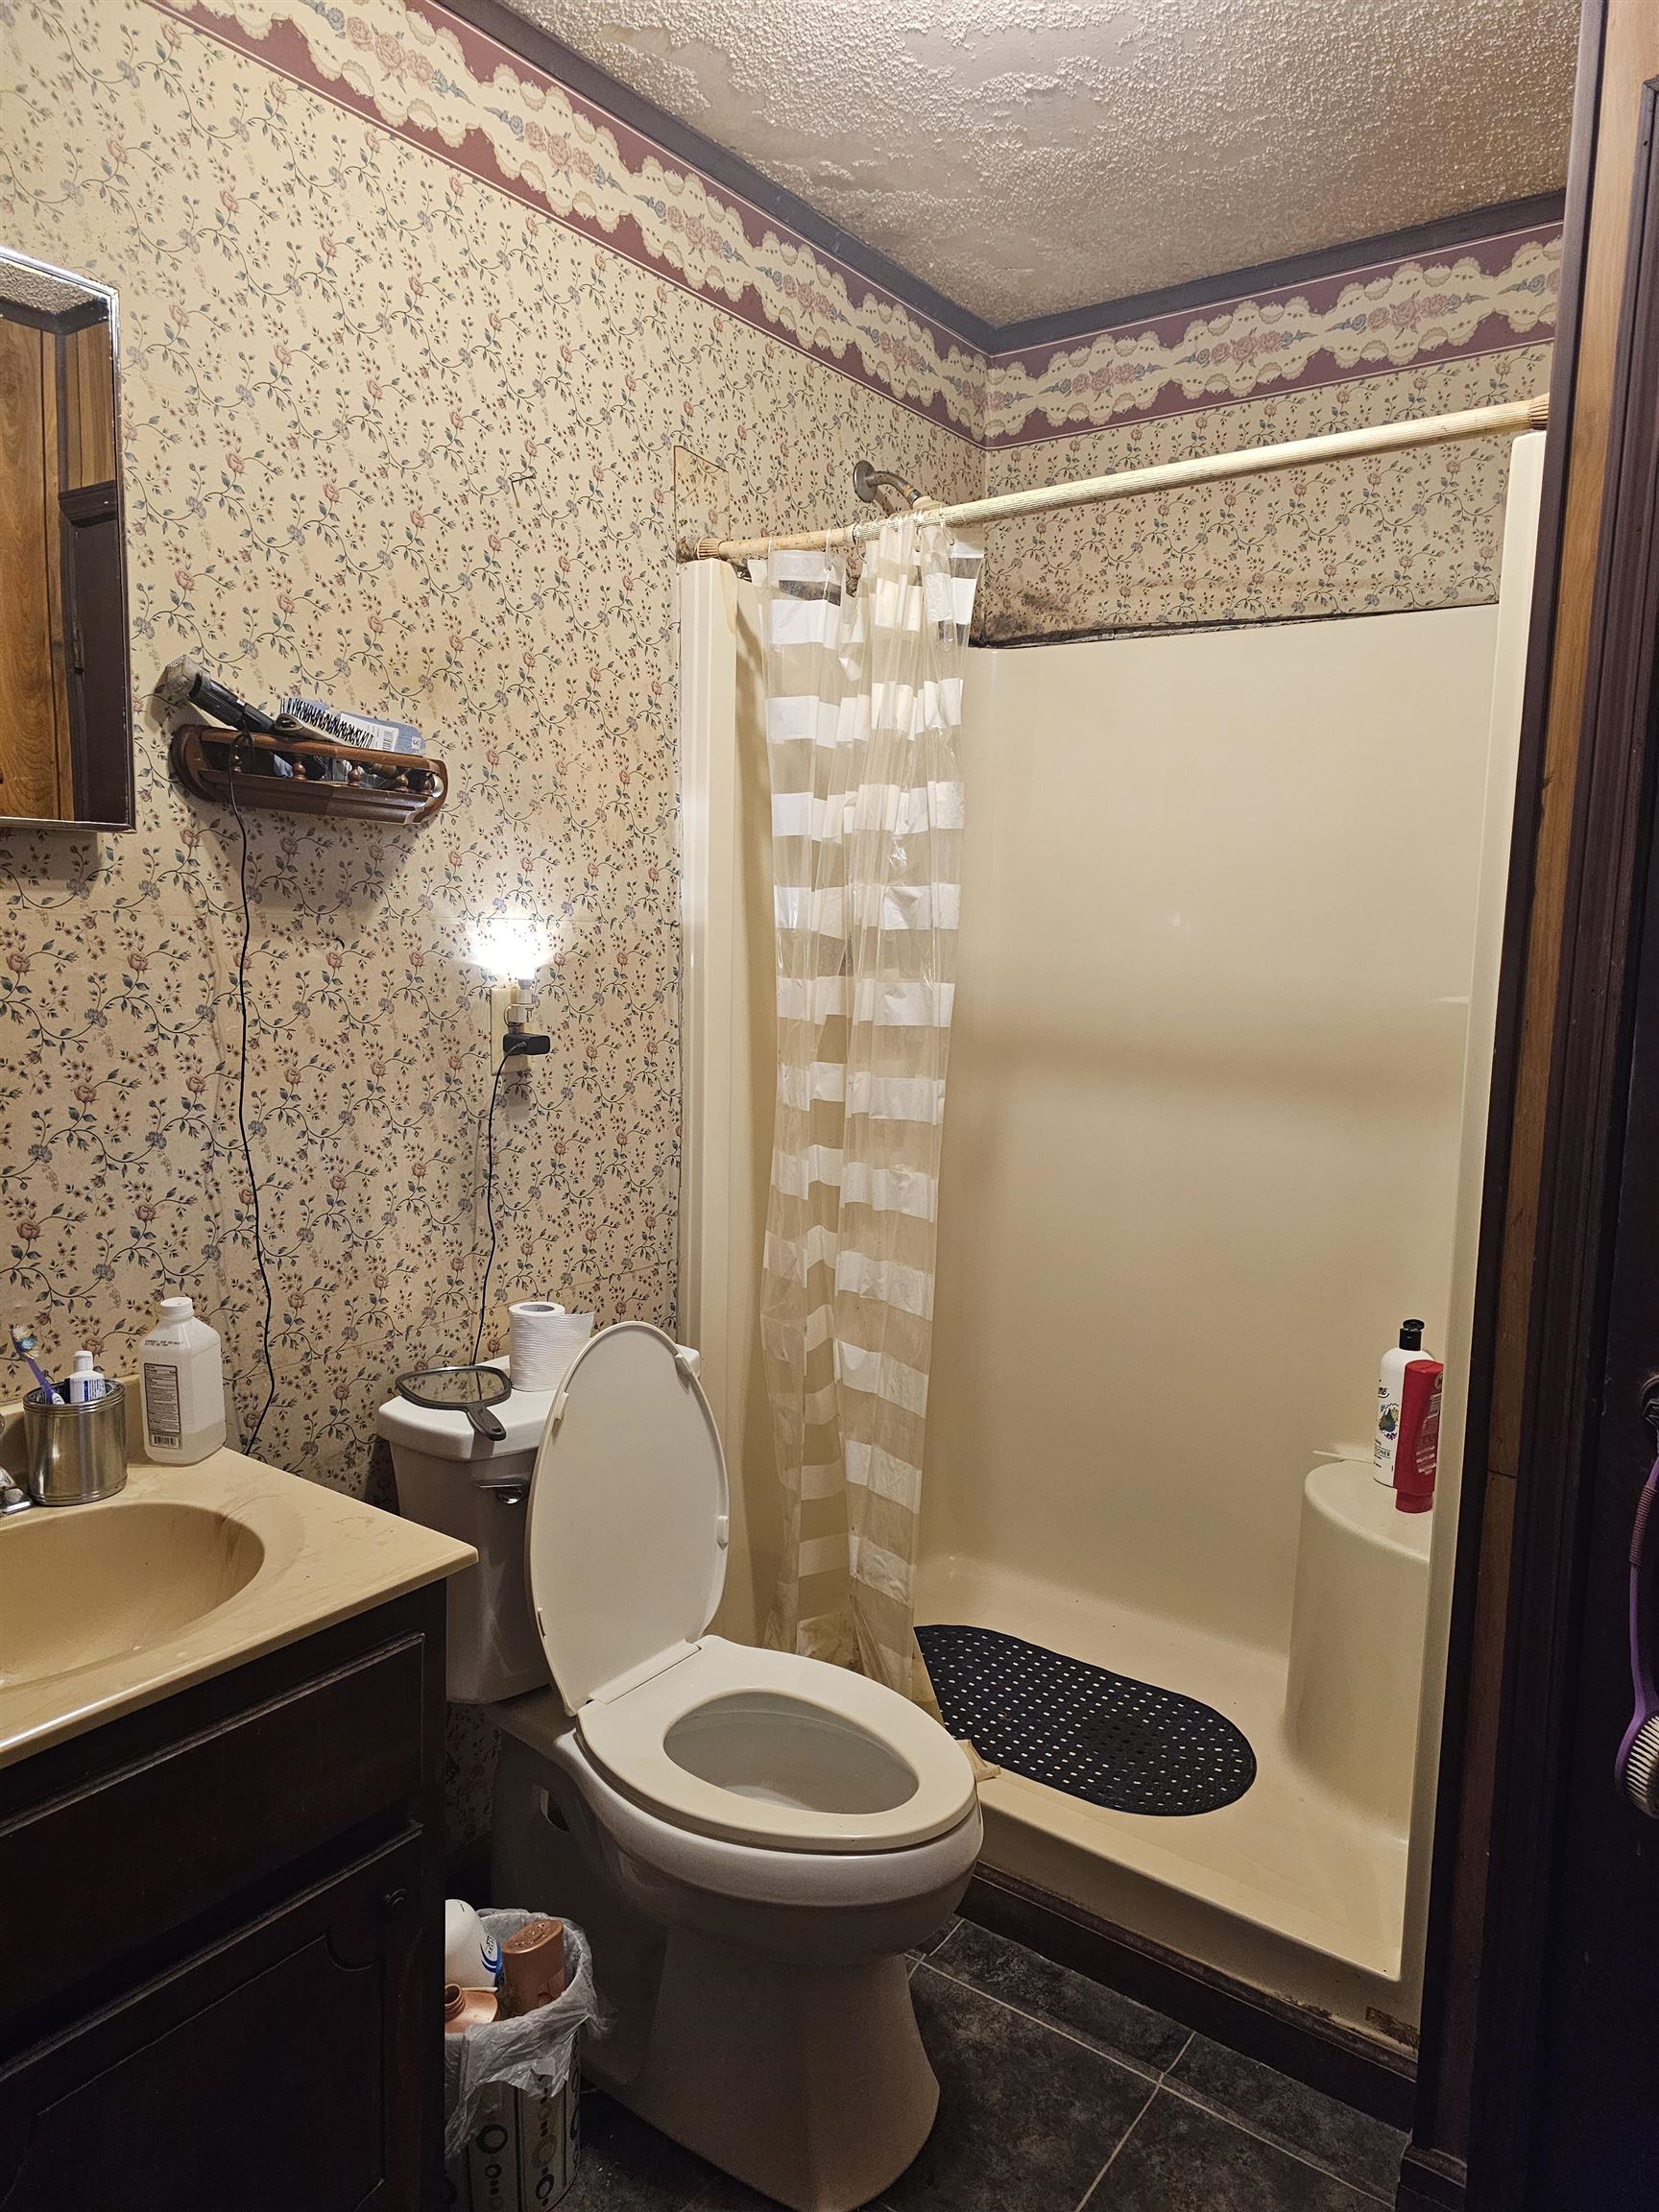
[431,0,998,350]
[432,3,1563,371]
[989,191,1569,358]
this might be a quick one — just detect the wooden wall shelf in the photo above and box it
[169,722,447,825]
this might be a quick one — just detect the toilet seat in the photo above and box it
[578,1636,977,1852]
[493,1685,984,1911]
[523,1324,976,1856]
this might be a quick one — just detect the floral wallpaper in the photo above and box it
[977,345,1552,638]
[156,0,987,441]
[0,0,978,1841]
[977,223,1557,638]
[0,0,1558,1839]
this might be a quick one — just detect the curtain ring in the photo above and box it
[843,520,864,596]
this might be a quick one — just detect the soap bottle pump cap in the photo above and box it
[158,1296,195,1321]
[1400,1318,1425,1351]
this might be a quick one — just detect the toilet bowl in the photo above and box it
[378,1321,981,2212]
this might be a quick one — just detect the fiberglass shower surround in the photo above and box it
[677,428,1545,2040]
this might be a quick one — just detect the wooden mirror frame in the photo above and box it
[0,244,132,834]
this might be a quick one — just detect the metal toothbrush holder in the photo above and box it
[24,1381,128,1506]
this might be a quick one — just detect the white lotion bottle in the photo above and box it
[1375,1317,1428,1486]
[141,1296,228,1464]
[67,1350,104,1405]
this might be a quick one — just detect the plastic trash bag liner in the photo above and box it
[443,1910,605,2164]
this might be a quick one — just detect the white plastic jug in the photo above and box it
[140,1296,227,1464]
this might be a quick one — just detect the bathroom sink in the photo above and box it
[0,1499,266,1688]
[0,1443,473,1773]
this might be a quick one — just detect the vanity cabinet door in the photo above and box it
[0,1829,432,2212]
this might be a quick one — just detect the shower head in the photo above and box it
[853,459,927,514]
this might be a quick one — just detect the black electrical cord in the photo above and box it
[471,1052,508,1364]
[226,741,278,1453]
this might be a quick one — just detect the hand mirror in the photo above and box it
[396,1362,512,1440]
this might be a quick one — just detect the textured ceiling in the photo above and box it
[502,0,1578,327]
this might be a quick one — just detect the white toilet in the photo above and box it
[378,1320,981,2212]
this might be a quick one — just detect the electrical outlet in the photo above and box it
[488,980,519,1064]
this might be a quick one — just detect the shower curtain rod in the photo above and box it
[682,393,1549,565]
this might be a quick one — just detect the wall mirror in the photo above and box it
[0,247,132,830]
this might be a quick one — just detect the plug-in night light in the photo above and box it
[471,912,545,985]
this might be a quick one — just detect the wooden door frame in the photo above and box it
[1469,47,1659,2208]
[1406,4,1659,2203]
[1402,10,1605,2202]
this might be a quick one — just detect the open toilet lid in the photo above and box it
[525,1321,730,1709]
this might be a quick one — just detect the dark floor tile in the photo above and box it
[879,1963,1150,2212]
[565,2089,719,2212]
[592,2104,892,2212]
[1166,2037,1406,2200]
[685,2145,889,2210]
[930,1918,1188,2077]
[687,2174,796,2210]
[1085,2090,1379,2210]
[907,1912,960,1962]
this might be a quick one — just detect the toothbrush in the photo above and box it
[10,1324,61,1404]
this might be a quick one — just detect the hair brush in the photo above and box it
[1617,1448,1659,1815]
[280,696,425,755]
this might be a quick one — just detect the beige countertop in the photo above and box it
[0,1418,474,1772]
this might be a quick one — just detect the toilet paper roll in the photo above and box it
[508,1301,594,1391]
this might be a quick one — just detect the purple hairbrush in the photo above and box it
[1617,1449,1659,1815]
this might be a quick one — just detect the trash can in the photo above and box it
[442,1911,602,2210]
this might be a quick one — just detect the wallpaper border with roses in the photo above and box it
[157,0,1561,468]
[156,0,990,441]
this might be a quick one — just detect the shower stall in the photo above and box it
[677,433,1545,2039]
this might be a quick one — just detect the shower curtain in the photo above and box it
[753,515,983,1704]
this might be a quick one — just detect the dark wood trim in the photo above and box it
[988,193,1566,358]
[958,1867,1415,2131]
[1397,2145,1468,2212]
[427,0,998,350]
[1472,61,1659,2212]
[52,319,69,505]
[1406,0,1608,2174]
[59,478,116,525]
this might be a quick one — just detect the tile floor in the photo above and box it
[564,1917,1407,2212]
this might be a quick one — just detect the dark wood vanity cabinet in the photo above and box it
[0,1584,449,2211]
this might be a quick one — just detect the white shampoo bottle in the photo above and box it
[1375,1317,1428,1486]
[141,1296,228,1464]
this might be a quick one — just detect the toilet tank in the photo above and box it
[376,1381,555,1703]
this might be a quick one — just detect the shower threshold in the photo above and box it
[916,1554,1413,2026]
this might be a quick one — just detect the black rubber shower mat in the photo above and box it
[917,1623,1256,1816]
